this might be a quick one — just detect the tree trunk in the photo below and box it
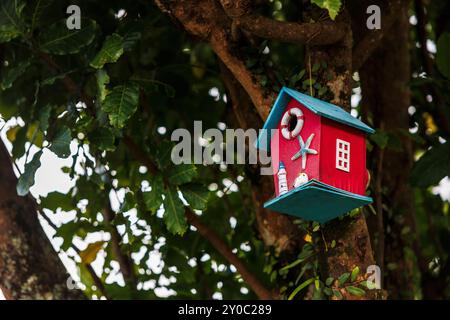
[360,3,416,299]
[0,140,84,300]
[304,8,378,299]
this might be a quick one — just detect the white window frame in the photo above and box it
[336,139,350,172]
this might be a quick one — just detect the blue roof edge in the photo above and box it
[282,87,375,134]
[255,87,375,151]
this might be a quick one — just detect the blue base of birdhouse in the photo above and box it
[264,180,372,223]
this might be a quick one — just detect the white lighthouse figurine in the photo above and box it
[277,161,288,195]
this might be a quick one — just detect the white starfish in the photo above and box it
[291,133,318,169]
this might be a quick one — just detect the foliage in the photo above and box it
[0,0,449,300]
[311,0,342,20]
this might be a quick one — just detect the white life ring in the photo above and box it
[281,107,304,140]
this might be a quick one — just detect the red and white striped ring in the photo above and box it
[281,107,304,140]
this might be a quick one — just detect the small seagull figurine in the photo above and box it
[291,133,318,169]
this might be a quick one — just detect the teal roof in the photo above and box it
[256,87,374,151]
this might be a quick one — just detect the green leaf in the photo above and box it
[323,287,333,296]
[30,0,53,30]
[436,33,450,79]
[338,272,350,286]
[280,244,315,272]
[311,0,342,20]
[56,221,78,250]
[57,220,97,250]
[312,62,320,72]
[88,127,115,151]
[180,183,210,210]
[333,289,343,299]
[351,266,360,282]
[155,140,175,169]
[96,69,110,102]
[346,285,366,296]
[410,142,450,187]
[1,59,31,90]
[49,126,71,158]
[288,278,315,300]
[121,26,142,51]
[90,33,124,69]
[39,18,97,55]
[312,222,320,232]
[330,239,336,248]
[102,83,140,128]
[40,191,73,211]
[41,70,76,87]
[325,277,334,286]
[0,0,25,43]
[168,164,197,185]
[318,86,328,96]
[163,186,188,235]
[38,104,51,132]
[17,150,42,196]
[314,279,320,290]
[130,75,175,97]
[143,175,164,213]
[8,125,27,159]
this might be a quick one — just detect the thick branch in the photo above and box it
[154,0,273,120]
[219,0,346,45]
[0,140,85,300]
[210,30,273,119]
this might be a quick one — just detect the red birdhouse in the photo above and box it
[256,87,374,223]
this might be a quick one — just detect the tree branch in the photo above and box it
[102,204,137,288]
[185,209,274,299]
[352,0,403,70]
[154,0,274,120]
[38,53,138,291]
[124,135,275,299]
[38,210,109,299]
[219,0,346,45]
[210,30,273,119]
[37,47,273,299]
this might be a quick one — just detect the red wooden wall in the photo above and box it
[319,118,367,195]
[271,99,321,196]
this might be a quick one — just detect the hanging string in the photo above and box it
[308,51,313,97]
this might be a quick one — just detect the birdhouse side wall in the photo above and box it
[271,98,321,196]
[319,118,367,196]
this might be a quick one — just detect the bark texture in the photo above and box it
[0,140,84,299]
[156,0,380,300]
[305,7,378,299]
[360,3,415,298]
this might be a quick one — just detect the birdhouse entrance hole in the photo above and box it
[288,116,298,132]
